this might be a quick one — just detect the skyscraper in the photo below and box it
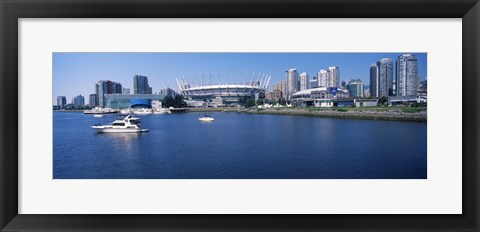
[95,80,123,107]
[377,58,394,97]
[420,79,427,91]
[133,75,152,94]
[159,87,177,98]
[309,76,318,89]
[285,69,299,100]
[369,63,379,97]
[299,72,309,91]
[396,54,419,96]
[348,81,364,98]
[317,70,328,87]
[327,66,340,88]
[72,94,85,106]
[273,80,286,100]
[89,94,97,107]
[57,96,66,106]
[122,87,130,94]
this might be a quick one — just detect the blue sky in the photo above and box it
[53,53,427,104]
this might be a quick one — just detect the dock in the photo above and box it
[168,108,189,112]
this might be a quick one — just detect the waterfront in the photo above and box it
[53,112,427,179]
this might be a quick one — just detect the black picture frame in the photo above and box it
[1,0,478,231]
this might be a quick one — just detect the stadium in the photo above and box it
[176,73,271,107]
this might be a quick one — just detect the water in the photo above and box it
[53,112,427,179]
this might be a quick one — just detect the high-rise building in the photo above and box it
[328,66,340,88]
[57,96,66,106]
[420,79,427,91]
[369,63,379,97]
[72,94,85,106]
[318,70,328,87]
[122,87,130,94]
[273,80,286,100]
[285,69,299,100]
[299,72,309,91]
[309,78,318,89]
[377,58,394,97]
[396,54,419,96]
[133,75,152,94]
[89,94,97,107]
[95,80,123,107]
[348,82,364,98]
[363,88,371,98]
[159,87,177,98]
[265,91,274,100]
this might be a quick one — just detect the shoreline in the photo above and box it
[187,107,427,122]
[243,108,427,122]
[54,107,427,122]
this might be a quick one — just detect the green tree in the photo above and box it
[378,96,388,105]
[244,99,256,108]
[173,95,187,108]
[162,96,174,108]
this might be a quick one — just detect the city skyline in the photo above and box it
[53,52,427,105]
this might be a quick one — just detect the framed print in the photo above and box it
[1,0,479,231]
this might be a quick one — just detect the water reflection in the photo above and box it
[94,133,141,154]
[95,132,140,140]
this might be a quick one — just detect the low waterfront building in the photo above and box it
[104,94,165,109]
[291,87,349,107]
[185,99,206,108]
[354,99,378,107]
[335,99,355,107]
[333,98,378,107]
[388,96,427,106]
[151,100,162,109]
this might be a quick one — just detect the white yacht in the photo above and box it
[91,115,149,133]
[198,114,214,122]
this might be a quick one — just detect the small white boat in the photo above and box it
[93,114,103,118]
[198,114,214,122]
[120,109,131,114]
[91,115,149,133]
[84,107,118,114]
[132,108,153,115]
[153,108,171,114]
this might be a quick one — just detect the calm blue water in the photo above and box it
[53,112,427,179]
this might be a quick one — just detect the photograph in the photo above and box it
[53,52,427,179]
[3,0,476,230]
